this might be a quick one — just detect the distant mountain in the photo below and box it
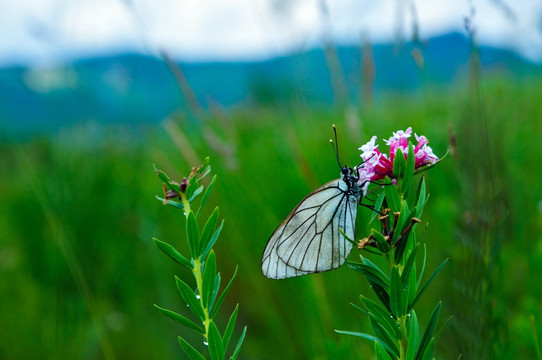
[0,32,540,135]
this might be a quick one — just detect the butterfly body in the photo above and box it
[262,167,362,279]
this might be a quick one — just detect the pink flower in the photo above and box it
[356,127,439,194]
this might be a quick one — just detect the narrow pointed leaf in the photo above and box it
[416,302,441,360]
[420,337,436,360]
[186,211,200,258]
[223,304,239,351]
[153,238,193,269]
[346,261,389,290]
[361,296,401,338]
[375,341,394,360]
[434,315,453,343]
[406,310,419,360]
[156,195,184,210]
[390,266,403,317]
[208,320,225,360]
[202,250,217,308]
[197,174,217,217]
[403,142,415,194]
[370,192,386,223]
[411,259,448,309]
[199,207,219,255]
[384,177,401,212]
[210,266,238,318]
[175,276,205,322]
[154,304,204,334]
[415,178,427,219]
[208,273,221,314]
[401,246,419,289]
[231,326,247,359]
[201,219,224,260]
[369,317,400,356]
[393,147,406,179]
[335,330,399,358]
[189,185,204,203]
[178,337,206,360]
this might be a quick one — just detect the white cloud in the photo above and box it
[0,0,541,66]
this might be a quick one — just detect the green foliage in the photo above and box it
[338,151,448,359]
[3,73,542,359]
[153,161,246,359]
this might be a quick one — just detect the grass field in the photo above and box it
[1,68,542,359]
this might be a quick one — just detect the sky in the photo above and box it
[1,0,542,67]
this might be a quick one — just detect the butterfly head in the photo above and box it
[340,166,359,188]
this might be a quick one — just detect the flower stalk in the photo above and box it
[152,158,247,360]
[336,129,449,360]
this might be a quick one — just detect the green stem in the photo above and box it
[398,315,408,360]
[180,192,212,342]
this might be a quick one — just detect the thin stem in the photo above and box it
[398,315,408,360]
[180,192,212,342]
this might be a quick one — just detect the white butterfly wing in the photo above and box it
[262,179,359,279]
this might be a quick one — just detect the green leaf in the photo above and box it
[390,266,403,317]
[369,317,400,356]
[372,229,391,253]
[401,246,419,289]
[407,262,418,305]
[154,304,204,334]
[375,340,394,360]
[210,266,238,318]
[208,320,225,360]
[208,273,221,314]
[361,296,401,338]
[392,200,410,246]
[416,302,441,360]
[189,185,204,203]
[153,238,193,269]
[369,281,391,312]
[186,211,200,258]
[420,337,436,360]
[411,258,448,310]
[185,179,199,203]
[392,147,406,180]
[155,195,184,210]
[384,177,401,213]
[201,219,225,260]
[175,276,205,322]
[200,207,219,255]
[415,177,427,219]
[197,174,217,217]
[178,337,206,360]
[434,315,453,343]
[231,326,247,359]
[195,158,211,178]
[154,165,180,193]
[346,260,389,291]
[406,310,419,360]
[403,142,415,193]
[370,192,386,223]
[335,330,399,358]
[202,250,217,308]
[223,304,239,352]
[418,244,427,289]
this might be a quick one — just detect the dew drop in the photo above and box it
[203,337,208,346]
[196,294,201,300]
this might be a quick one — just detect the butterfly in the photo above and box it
[261,127,365,279]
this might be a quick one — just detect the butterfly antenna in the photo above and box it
[330,124,342,168]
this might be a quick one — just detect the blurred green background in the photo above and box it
[2,5,542,360]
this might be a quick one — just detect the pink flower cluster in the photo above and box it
[356,127,439,194]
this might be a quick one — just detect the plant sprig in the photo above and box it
[153,158,247,360]
[337,140,449,360]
